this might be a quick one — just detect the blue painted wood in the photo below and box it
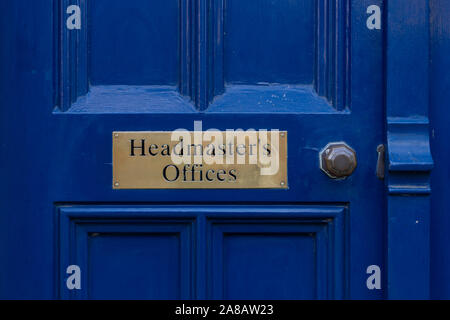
[66,86,197,113]
[206,85,342,113]
[206,206,346,299]
[57,0,352,112]
[180,0,194,100]
[385,0,433,299]
[315,0,349,110]
[58,0,89,110]
[89,0,179,85]
[211,0,350,111]
[223,0,314,84]
[386,196,431,299]
[59,0,194,111]
[430,0,450,300]
[0,0,398,300]
[59,206,194,299]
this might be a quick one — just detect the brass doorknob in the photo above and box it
[320,142,357,179]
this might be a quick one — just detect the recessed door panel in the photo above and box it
[207,207,346,300]
[58,206,345,300]
[89,0,179,85]
[88,233,180,299]
[0,0,397,300]
[59,207,194,299]
[221,234,316,299]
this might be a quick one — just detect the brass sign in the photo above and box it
[112,131,288,189]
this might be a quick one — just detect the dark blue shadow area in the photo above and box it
[65,86,196,113]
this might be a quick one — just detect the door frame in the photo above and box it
[385,0,433,299]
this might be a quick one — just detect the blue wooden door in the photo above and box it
[0,0,434,299]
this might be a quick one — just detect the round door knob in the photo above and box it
[320,142,357,179]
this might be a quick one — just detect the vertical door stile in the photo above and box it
[385,0,434,299]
